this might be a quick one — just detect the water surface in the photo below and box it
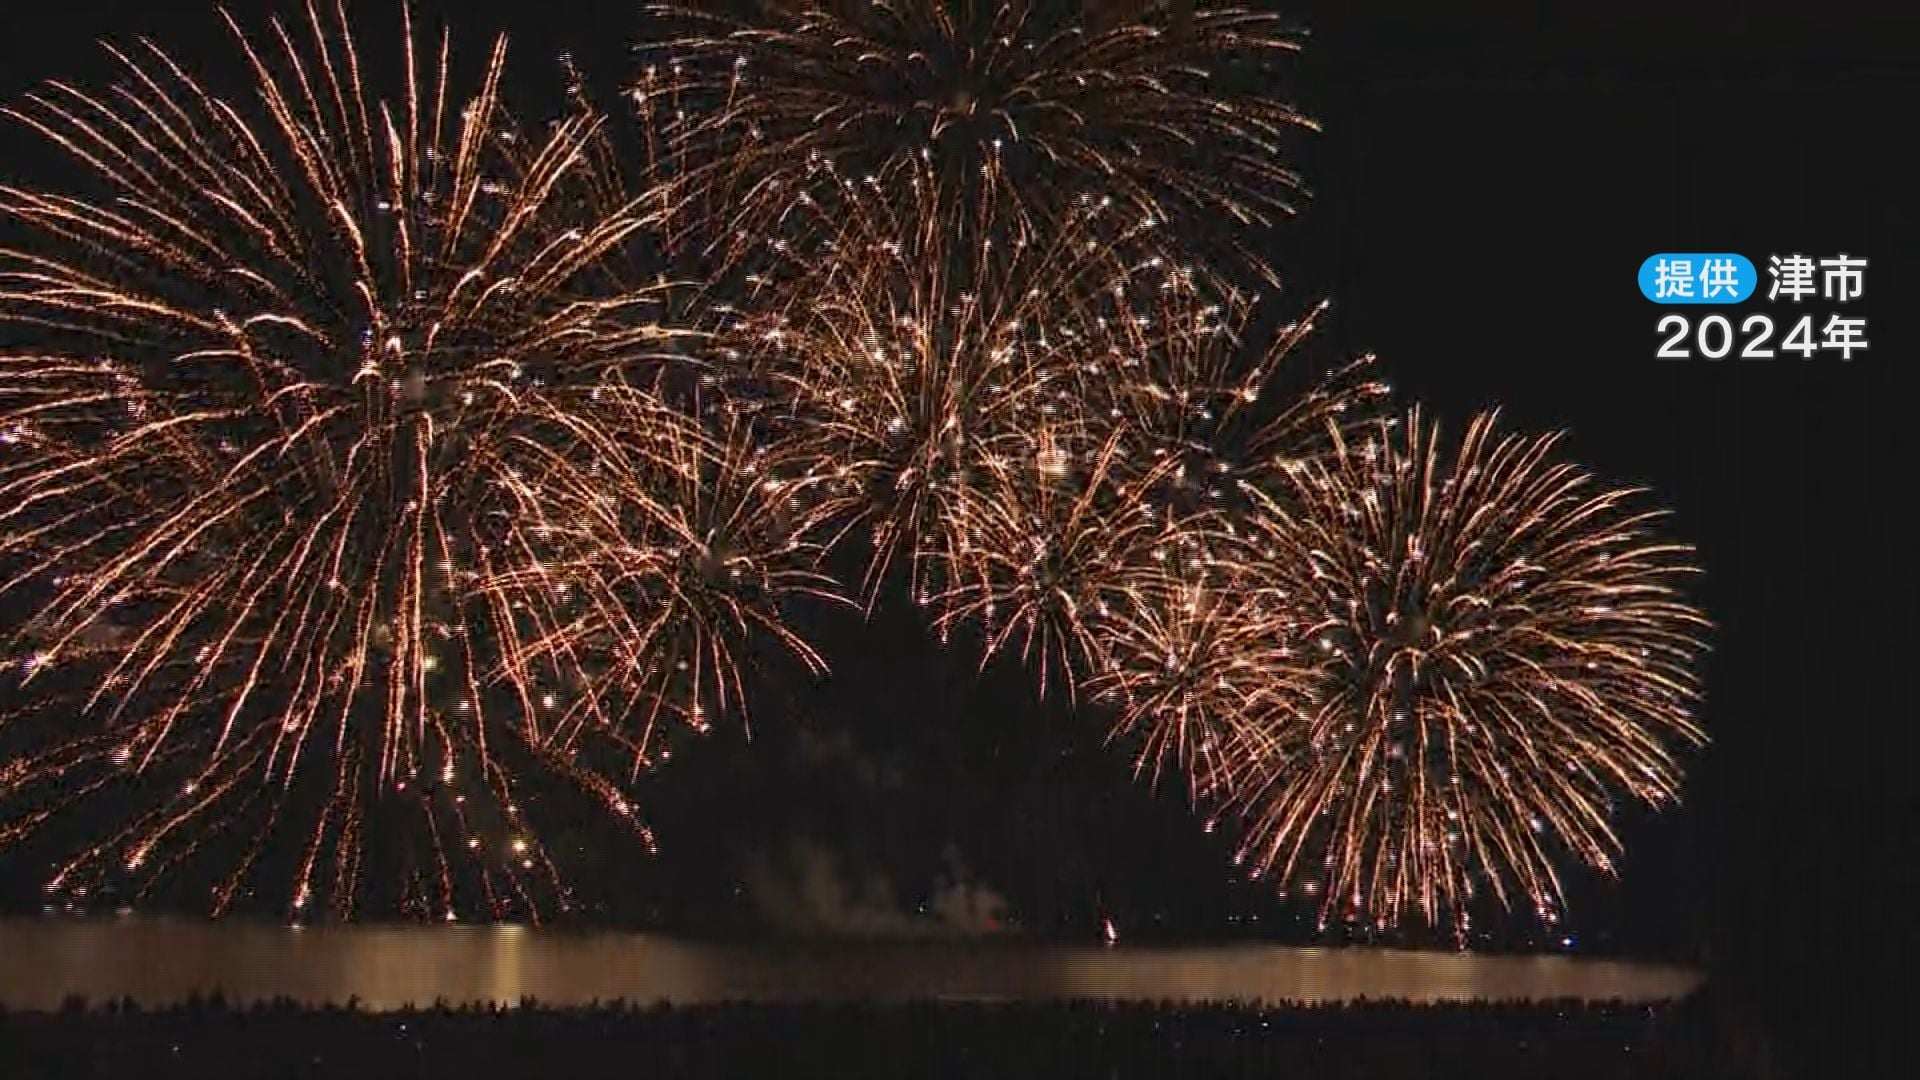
[0,917,1702,1010]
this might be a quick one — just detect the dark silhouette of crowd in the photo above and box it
[0,993,1782,1079]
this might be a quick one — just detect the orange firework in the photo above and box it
[496,378,847,759]
[1224,408,1710,934]
[712,159,1160,613]
[930,296,1385,705]
[0,3,811,920]
[1081,548,1312,804]
[638,0,1313,286]
[1092,296,1389,528]
[929,429,1180,702]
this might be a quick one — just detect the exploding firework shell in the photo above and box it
[0,3,808,920]
[705,158,1171,611]
[1221,408,1709,932]
[638,1,1315,289]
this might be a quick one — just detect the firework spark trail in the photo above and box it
[1079,544,1316,807]
[0,2,803,920]
[927,428,1182,703]
[710,159,1178,616]
[1089,296,1390,529]
[638,1,1313,287]
[495,377,847,768]
[1218,408,1709,934]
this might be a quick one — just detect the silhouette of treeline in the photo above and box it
[0,993,1776,1078]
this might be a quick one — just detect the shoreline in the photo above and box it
[0,916,1703,1011]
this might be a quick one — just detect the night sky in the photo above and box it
[0,0,1911,1033]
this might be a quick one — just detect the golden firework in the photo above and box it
[930,430,1179,702]
[0,3,810,920]
[639,1,1313,286]
[1082,550,1312,803]
[712,159,1158,612]
[496,378,847,761]
[1225,408,1710,933]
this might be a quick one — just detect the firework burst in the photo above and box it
[639,0,1313,285]
[0,3,777,920]
[1089,294,1389,529]
[1082,550,1311,804]
[497,378,846,762]
[927,429,1178,702]
[1223,408,1709,933]
[929,294,1385,705]
[713,160,1163,613]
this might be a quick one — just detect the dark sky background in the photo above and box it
[0,0,1912,1030]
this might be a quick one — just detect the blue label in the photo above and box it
[1638,253,1756,304]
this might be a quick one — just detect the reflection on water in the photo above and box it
[0,917,1701,1011]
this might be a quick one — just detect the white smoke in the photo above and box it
[741,839,1010,938]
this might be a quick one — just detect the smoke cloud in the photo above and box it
[741,839,1010,938]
